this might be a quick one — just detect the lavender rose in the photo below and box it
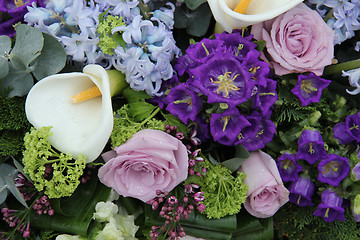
[98,129,188,202]
[238,151,289,218]
[251,3,334,76]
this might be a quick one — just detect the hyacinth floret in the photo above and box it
[112,15,180,95]
[22,127,86,198]
[25,0,101,64]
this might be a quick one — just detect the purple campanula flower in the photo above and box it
[210,108,250,146]
[288,176,315,207]
[189,51,254,108]
[214,31,258,60]
[351,194,360,222]
[186,38,225,64]
[291,73,331,106]
[277,153,303,182]
[242,50,269,87]
[251,78,277,116]
[165,83,202,124]
[318,154,349,187]
[296,129,327,165]
[313,188,345,222]
[333,122,355,145]
[345,111,360,142]
[174,53,196,76]
[238,111,276,151]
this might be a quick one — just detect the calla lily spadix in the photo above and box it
[208,0,304,33]
[25,64,128,162]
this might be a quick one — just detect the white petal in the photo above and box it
[25,64,113,162]
[208,0,304,32]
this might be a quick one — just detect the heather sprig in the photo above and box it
[22,127,86,198]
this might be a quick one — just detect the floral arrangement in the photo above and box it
[2,0,360,239]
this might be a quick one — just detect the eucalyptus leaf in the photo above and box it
[0,35,11,79]
[0,163,17,177]
[1,66,34,97]
[31,33,66,80]
[9,24,44,67]
[174,3,212,37]
[221,158,247,172]
[185,0,207,10]
[209,154,220,165]
[12,157,27,180]
[128,102,157,122]
[0,178,8,204]
[5,176,28,208]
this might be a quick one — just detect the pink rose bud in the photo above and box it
[238,151,289,218]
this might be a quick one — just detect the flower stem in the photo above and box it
[323,59,360,76]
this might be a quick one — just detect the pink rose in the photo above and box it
[98,129,188,202]
[239,151,289,218]
[251,3,334,76]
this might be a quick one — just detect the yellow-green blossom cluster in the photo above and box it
[97,14,126,55]
[22,127,86,198]
[191,160,248,219]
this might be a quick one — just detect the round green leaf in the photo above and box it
[9,24,44,67]
[1,67,34,97]
[0,35,11,79]
[31,33,66,80]
[0,178,8,205]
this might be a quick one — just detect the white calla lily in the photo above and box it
[208,0,304,33]
[25,64,126,162]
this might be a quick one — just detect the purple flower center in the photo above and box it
[282,159,294,170]
[321,161,340,176]
[211,71,241,98]
[301,79,317,95]
[14,0,25,7]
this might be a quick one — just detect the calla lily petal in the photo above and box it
[25,64,114,162]
[208,0,304,33]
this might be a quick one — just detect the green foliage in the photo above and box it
[0,24,66,97]
[97,14,126,55]
[189,159,248,219]
[274,204,360,240]
[174,2,212,37]
[0,95,30,158]
[111,104,165,147]
[22,127,86,198]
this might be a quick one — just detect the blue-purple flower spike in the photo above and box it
[296,129,327,165]
[277,153,303,182]
[288,176,315,207]
[313,189,345,222]
[291,73,331,106]
[318,154,349,187]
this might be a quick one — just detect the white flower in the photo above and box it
[25,65,116,162]
[207,0,304,32]
[55,235,86,240]
[93,201,119,222]
[342,68,360,95]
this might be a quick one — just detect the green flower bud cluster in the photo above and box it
[97,14,126,55]
[22,127,86,198]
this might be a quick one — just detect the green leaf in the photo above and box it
[0,178,7,204]
[5,175,28,208]
[9,24,44,67]
[122,87,151,103]
[0,35,11,79]
[1,65,33,97]
[174,3,212,37]
[162,113,188,135]
[209,154,221,164]
[221,157,246,172]
[50,173,99,217]
[254,40,267,53]
[31,33,66,80]
[234,144,249,159]
[232,211,273,240]
[30,181,111,236]
[128,102,157,122]
[185,0,207,10]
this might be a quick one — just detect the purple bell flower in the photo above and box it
[165,83,202,124]
[288,176,315,207]
[210,108,250,146]
[251,78,278,116]
[277,153,303,182]
[317,154,349,187]
[313,189,345,222]
[186,38,225,64]
[345,111,360,142]
[333,122,355,145]
[174,53,196,76]
[296,129,327,165]
[189,51,254,108]
[291,73,331,106]
[351,155,360,181]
